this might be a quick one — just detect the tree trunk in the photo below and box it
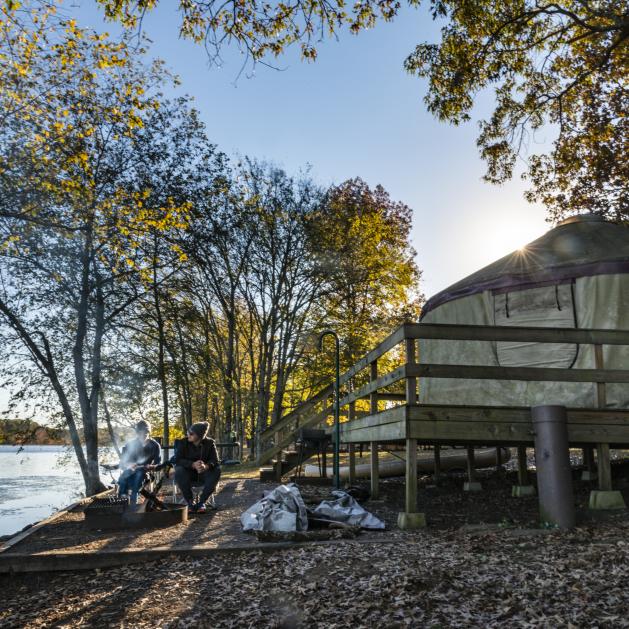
[72,228,105,495]
[101,392,121,457]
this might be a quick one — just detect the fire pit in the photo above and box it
[84,496,188,531]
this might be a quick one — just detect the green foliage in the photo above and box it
[0,3,424,466]
[96,0,628,220]
[95,0,416,63]
[404,1,628,220]
[310,177,422,364]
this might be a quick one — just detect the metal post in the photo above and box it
[531,405,575,528]
[319,330,341,490]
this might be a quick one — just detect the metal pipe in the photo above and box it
[319,330,341,489]
[531,405,575,528]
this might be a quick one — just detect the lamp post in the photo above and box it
[319,329,340,489]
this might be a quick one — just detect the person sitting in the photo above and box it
[170,421,221,513]
[118,419,161,504]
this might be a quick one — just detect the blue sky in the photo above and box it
[71,1,551,299]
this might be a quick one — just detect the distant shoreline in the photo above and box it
[0,445,70,452]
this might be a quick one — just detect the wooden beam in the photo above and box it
[405,338,417,405]
[404,323,629,346]
[260,383,334,441]
[342,421,406,443]
[410,420,629,446]
[408,404,629,425]
[339,326,406,386]
[406,438,417,513]
[339,365,407,407]
[406,363,629,384]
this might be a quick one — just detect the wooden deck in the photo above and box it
[258,322,629,523]
[340,403,629,446]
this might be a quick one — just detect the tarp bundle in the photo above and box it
[311,490,386,530]
[241,484,385,532]
[240,484,308,532]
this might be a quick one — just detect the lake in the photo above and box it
[0,445,115,538]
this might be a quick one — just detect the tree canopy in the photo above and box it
[0,2,421,492]
[97,0,628,220]
[404,1,628,221]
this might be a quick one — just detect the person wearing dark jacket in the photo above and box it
[170,421,221,513]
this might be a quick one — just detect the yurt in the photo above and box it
[419,214,629,409]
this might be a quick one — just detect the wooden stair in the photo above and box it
[259,444,328,482]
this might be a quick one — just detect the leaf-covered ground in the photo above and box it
[2,456,629,627]
[1,516,629,628]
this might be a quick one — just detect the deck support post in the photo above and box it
[398,436,425,529]
[589,345,625,509]
[531,405,575,527]
[348,443,356,485]
[512,445,535,497]
[596,443,612,490]
[581,446,597,481]
[433,444,441,484]
[369,360,379,499]
[464,446,481,491]
[398,339,425,528]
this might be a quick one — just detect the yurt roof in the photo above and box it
[422,214,629,317]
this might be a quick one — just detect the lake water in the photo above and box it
[0,445,94,538]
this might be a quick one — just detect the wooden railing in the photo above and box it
[257,323,629,465]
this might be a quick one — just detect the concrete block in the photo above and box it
[463,481,482,492]
[397,512,426,529]
[512,485,536,497]
[581,470,597,482]
[589,490,626,510]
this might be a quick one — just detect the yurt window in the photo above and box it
[493,283,578,368]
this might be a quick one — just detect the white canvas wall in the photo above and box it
[419,273,629,409]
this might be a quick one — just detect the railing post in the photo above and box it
[369,360,379,499]
[405,338,417,404]
[590,344,625,508]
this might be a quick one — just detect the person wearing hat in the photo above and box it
[118,419,162,504]
[170,421,221,513]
